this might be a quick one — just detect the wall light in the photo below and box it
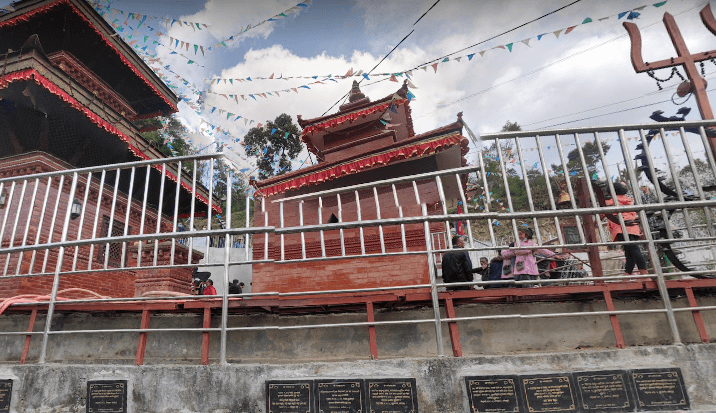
[70,198,82,220]
[0,188,7,209]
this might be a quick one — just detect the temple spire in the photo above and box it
[348,80,366,102]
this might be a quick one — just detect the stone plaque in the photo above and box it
[267,380,315,413]
[315,379,364,413]
[0,380,11,413]
[465,375,522,413]
[574,371,633,412]
[521,374,577,413]
[366,378,418,413]
[630,368,689,411]
[86,380,127,413]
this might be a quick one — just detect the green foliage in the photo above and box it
[551,141,611,179]
[501,120,522,132]
[241,113,302,179]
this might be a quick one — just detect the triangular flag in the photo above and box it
[553,29,563,38]
[194,45,198,54]
[564,25,577,34]
[345,68,353,76]
[421,66,428,71]
[506,43,513,52]
[431,62,438,73]
[442,57,449,62]
[271,128,277,135]
[407,80,418,89]
[634,5,646,11]
[627,11,641,20]
[284,132,290,139]
[654,1,666,7]
[618,11,629,19]
[537,33,546,40]
[455,57,462,62]
[269,73,274,79]
[467,53,475,60]
[479,51,486,57]
[582,17,592,24]
[389,74,398,82]
[521,39,531,47]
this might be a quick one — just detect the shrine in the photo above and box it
[251,80,470,294]
[0,0,216,298]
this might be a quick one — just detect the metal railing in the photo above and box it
[2,119,716,364]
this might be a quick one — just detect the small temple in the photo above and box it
[0,0,215,298]
[251,80,470,294]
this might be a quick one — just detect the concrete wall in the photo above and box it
[1,344,716,412]
[2,296,716,365]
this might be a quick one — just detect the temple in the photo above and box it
[0,0,215,298]
[251,80,470,294]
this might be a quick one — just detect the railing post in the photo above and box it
[422,203,444,356]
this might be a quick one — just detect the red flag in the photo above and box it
[456,202,465,235]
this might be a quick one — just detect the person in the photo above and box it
[488,252,504,288]
[478,257,490,282]
[441,236,479,291]
[228,279,242,295]
[501,242,516,285]
[202,279,217,296]
[604,182,647,277]
[502,227,559,288]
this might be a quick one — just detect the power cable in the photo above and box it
[414,0,442,25]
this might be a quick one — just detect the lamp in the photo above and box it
[0,187,6,209]
[70,198,82,220]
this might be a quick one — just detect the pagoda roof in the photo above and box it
[0,0,177,118]
[0,48,217,217]
[253,116,468,198]
[297,81,415,155]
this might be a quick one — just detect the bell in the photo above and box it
[557,190,571,206]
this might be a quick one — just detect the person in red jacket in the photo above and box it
[604,182,647,277]
[202,279,217,296]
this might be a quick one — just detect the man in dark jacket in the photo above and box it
[441,236,476,291]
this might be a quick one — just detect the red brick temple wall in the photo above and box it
[252,178,445,294]
[0,152,191,299]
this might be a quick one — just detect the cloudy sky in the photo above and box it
[7,0,716,174]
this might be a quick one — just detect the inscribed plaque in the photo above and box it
[315,379,364,413]
[630,368,689,411]
[464,375,522,413]
[365,378,418,413]
[0,380,11,413]
[267,380,315,413]
[574,371,633,412]
[520,374,577,413]
[86,380,127,413]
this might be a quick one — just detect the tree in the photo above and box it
[136,116,193,158]
[552,141,611,180]
[241,113,302,179]
[501,120,522,132]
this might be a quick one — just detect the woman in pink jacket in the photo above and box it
[604,182,647,277]
[502,227,558,287]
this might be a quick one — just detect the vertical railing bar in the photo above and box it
[677,126,714,236]
[39,172,79,364]
[393,184,407,252]
[636,129,675,240]
[554,134,587,244]
[170,161,182,267]
[355,191,365,256]
[593,132,630,242]
[0,182,14,246]
[70,173,92,272]
[619,127,682,345]
[535,135,565,245]
[137,165,151,268]
[698,126,716,240]
[16,178,40,275]
[455,174,474,248]
[187,160,198,265]
[263,198,268,261]
[220,173,231,365]
[120,166,136,268]
[87,171,106,271]
[29,177,53,272]
[299,201,307,260]
[494,140,520,244]
[42,176,64,274]
[422,203,444,357]
[279,201,285,261]
[318,196,326,258]
[374,187,385,254]
[103,169,121,270]
[659,127,696,238]
[153,164,166,268]
[572,132,604,242]
[513,137,540,243]
[337,194,346,256]
[4,180,27,276]
[205,160,214,261]
[245,197,251,261]
[608,130,632,243]
[476,142,498,247]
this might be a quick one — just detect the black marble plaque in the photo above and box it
[521,374,577,413]
[267,380,315,413]
[86,380,127,413]
[366,378,418,413]
[0,380,11,413]
[574,371,633,412]
[315,379,364,413]
[465,375,522,413]
[630,368,689,411]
